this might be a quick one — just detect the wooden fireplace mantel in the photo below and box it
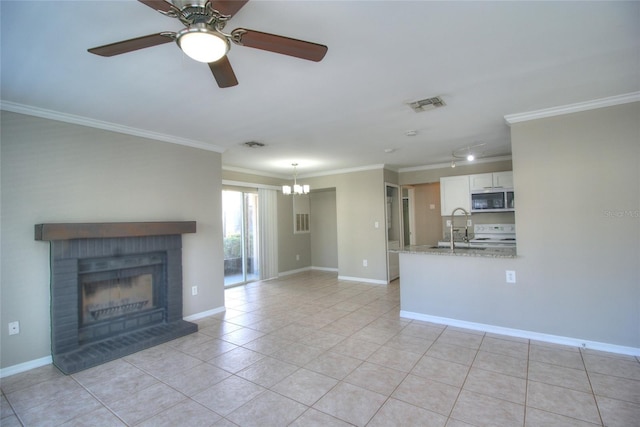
[35,221,196,241]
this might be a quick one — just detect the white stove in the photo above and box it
[469,224,516,248]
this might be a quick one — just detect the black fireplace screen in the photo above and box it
[82,272,154,324]
[77,252,166,344]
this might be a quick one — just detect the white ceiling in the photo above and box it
[2,1,639,177]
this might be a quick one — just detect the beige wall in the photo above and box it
[1,112,225,370]
[411,183,443,245]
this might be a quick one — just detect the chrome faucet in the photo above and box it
[449,207,471,252]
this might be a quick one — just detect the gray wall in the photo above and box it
[310,189,338,270]
[1,112,225,370]
[306,168,388,282]
[510,101,639,347]
[401,101,639,349]
[278,193,312,273]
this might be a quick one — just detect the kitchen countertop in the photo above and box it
[392,245,517,258]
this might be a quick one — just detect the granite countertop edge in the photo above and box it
[391,245,517,259]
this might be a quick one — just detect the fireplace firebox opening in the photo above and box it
[78,252,167,344]
[36,222,198,374]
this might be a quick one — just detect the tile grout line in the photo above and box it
[523,338,531,427]
[441,324,477,426]
[580,348,606,427]
[358,318,425,426]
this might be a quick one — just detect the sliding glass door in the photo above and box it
[222,190,259,287]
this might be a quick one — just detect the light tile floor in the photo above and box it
[2,270,639,426]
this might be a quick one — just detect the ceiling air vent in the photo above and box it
[408,96,445,112]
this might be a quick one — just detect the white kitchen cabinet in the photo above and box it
[493,171,513,188]
[440,175,470,215]
[469,173,494,191]
[469,171,513,191]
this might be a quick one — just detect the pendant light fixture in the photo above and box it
[282,163,310,195]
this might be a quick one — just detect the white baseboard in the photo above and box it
[400,310,640,357]
[2,308,226,378]
[183,306,226,322]
[338,275,388,285]
[278,267,312,277]
[311,266,339,272]
[0,355,52,379]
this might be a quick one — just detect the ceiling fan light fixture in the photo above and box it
[177,26,229,63]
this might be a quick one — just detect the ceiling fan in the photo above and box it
[88,0,328,88]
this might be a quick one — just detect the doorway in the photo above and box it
[222,190,259,287]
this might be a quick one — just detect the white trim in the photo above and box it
[183,306,226,322]
[400,310,640,357]
[398,155,512,173]
[302,164,386,179]
[223,164,387,180]
[222,180,281,191]
[338,275,388,285]
[0,355,52,379]
[222,165,289,179]
[278,267,313,276]
[504,91,640,125]
[311,266,339,272]
[0,100,225,153]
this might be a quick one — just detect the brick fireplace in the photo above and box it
[35,222,198,374]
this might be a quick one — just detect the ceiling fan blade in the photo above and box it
[209,56,239,88]
[211,0,250,17]
[138,0,174,14]
[233,29,327,62]
[88,33,174,57]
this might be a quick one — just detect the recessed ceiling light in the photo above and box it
[384,148,395,153]
[405,130,418,137]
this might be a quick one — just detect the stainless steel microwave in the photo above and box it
[471,190,515,212]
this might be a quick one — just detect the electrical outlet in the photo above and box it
[446,220,452,227]
[363,259,368,267]
[506,270,516,283]
[8,321,19,335]
[374,221,379,229]
[191,286,198,296]
[296,254,300,261]
[467,219,472,226]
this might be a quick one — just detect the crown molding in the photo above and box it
[398,155,512,173]
[304,164,386,178]
[222,165,288,179]
[0,100,226,153]
[222,180,281,191]
[223,163,386,179]
[504,91,640,125]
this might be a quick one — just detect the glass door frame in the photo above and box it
[223,189,259,287]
